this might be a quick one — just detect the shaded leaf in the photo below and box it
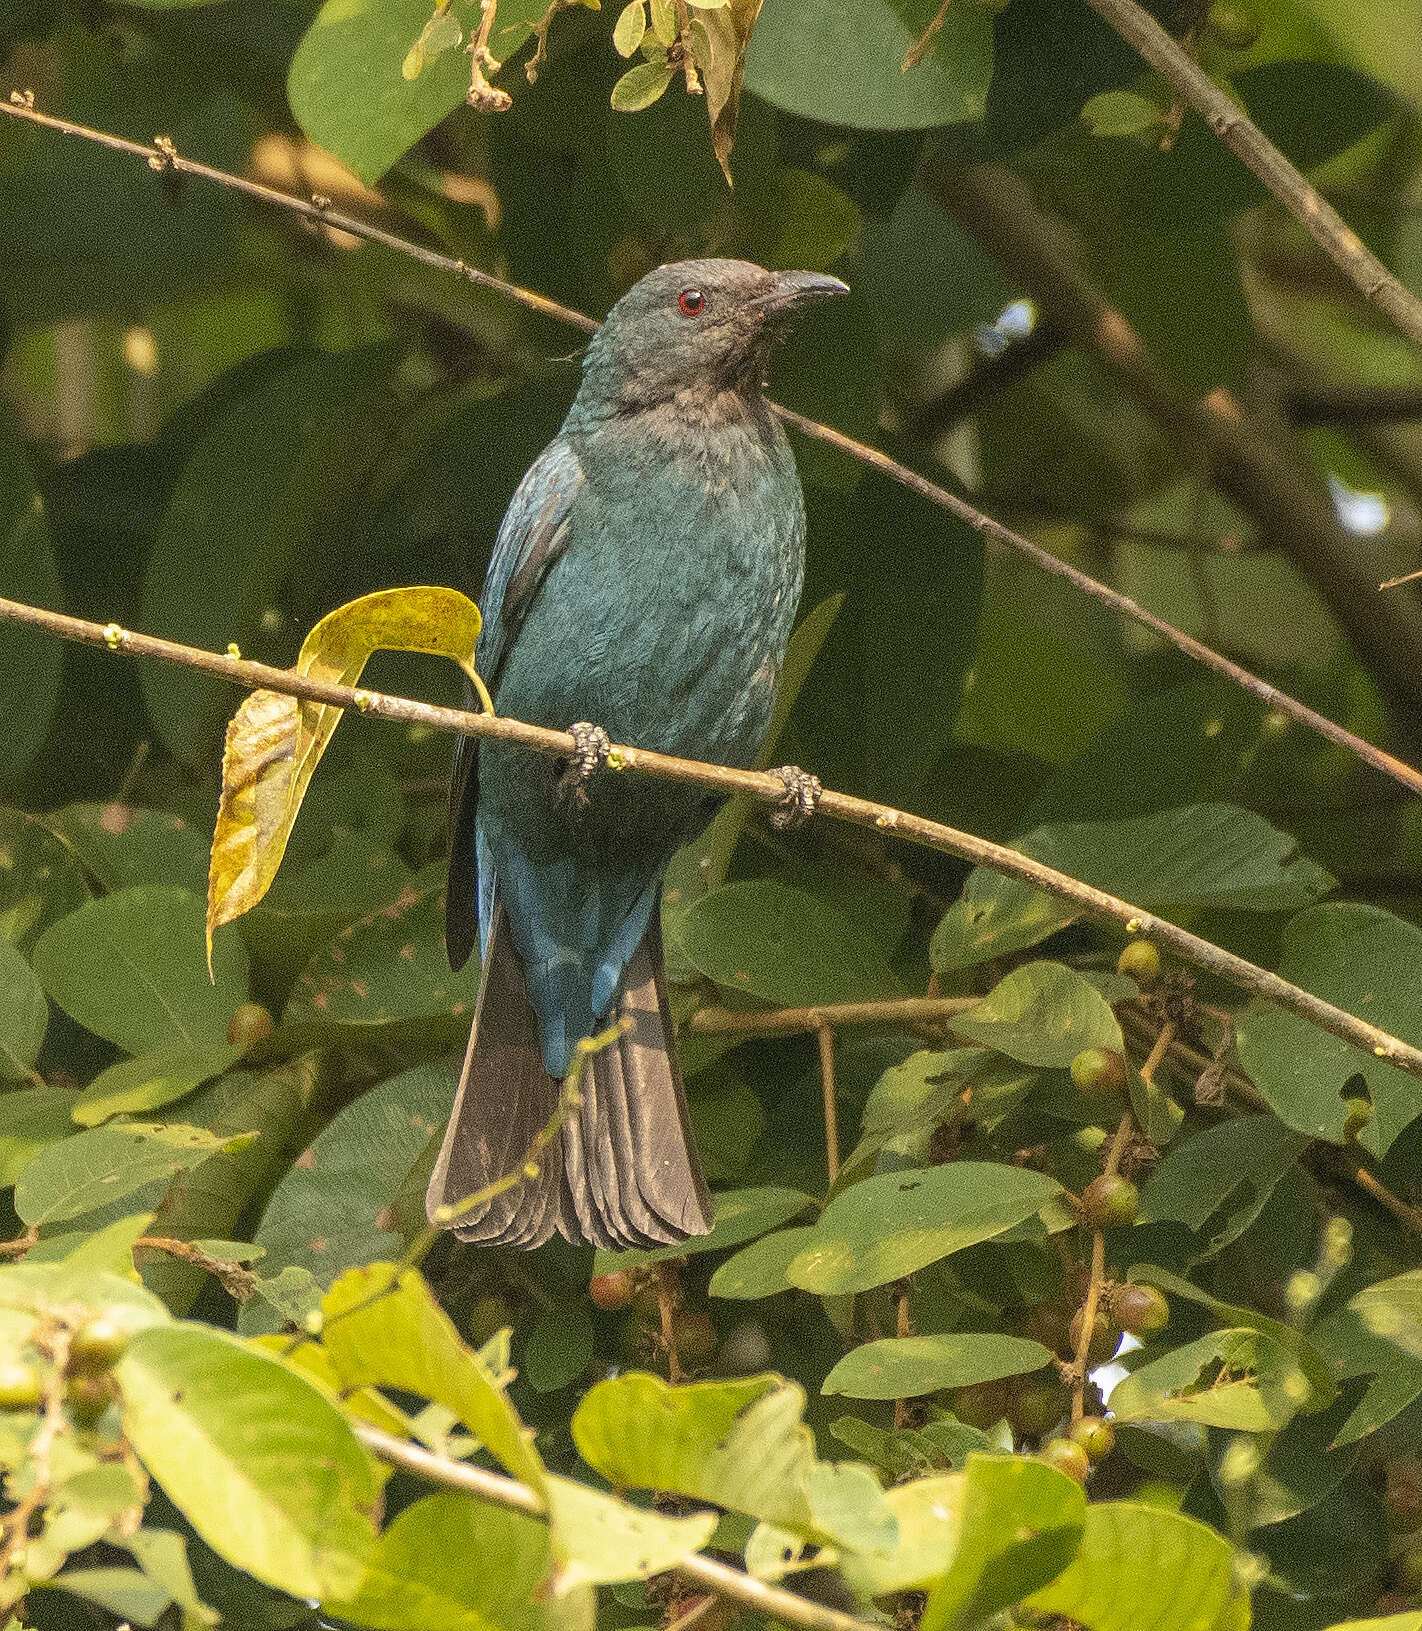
[700,0,764,183]
[594,1186,816,1273]
[708,1225,819,1300]
[524,1305,595,1393]
[0,936,45,1080]
[71,1042,245,1128]
[823,1334,1053,1401]
[0,410,64,787]
[786,1164,1061,1295]
[116,1323,382,1600]
[208,586,482,953]
[48,803,209,897]
[0,807,90,951]
[45,1569,170,1628]
[1139,1115,1309,1252]
[32,887,249,1055]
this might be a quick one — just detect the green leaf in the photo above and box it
[932,804,1334,969]
[324,1492,588,1631]
[48,803,210,897]
[1312,1303,1422,1446]
[593,1186,816,1273]
[951,962,1123,1069]
[0,936,45,1080]
[1139,1115,1309,1253]
[320,1262,546,1489]
[32,887,249,1055]
[1236,903,1422,1154]
[240,1063,453,1323]
[823,1335,1053,1401]
[1351,1269,1422,1365]
[32,1211,154,1275]
[745,0,992,130]
[544,1477,716,1590]
[1023,1501,1249,1631]
[678,881,903,1008]
[572,1372,895,1550]
[0,410,64,787]
[0,1089,80,1180]
[290,0,488,185]
[614,0,647,55]
[838,1474,962,1597]
[117,1323,381,1600]
[921,1454,1086,1631]
[785,1164,1061,1295]
[282,884,480,1032]
[1109,1328,1314,1431]
[45,1569,171,1628]
[0,806,90,951]
[121,1529,218,1629]
[611,62,677,112]
[708,1225,819,1300]
[523,1306,595,1393]
[71,1042,245,1127]
[14,1122,253,1227]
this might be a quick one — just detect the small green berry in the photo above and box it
[227,1002,276,1047]
[0,1360,42,1411]
[1039,1436,1090,1483]
[1070,1048,1128,1098]
[1206,1,1260,47]
[69,1316,128,1375]
[952,1379,1010,1429]
[1067,1414,1116,1462]
[65,1371,116,1428]
[1115,1283,1170,1337]
[469,1295,511,1346]
[1117,941,1161,986]
[1010,1380,1067,1439]
[1082,1174,1139,1229]
[1397,1546,1422,1592]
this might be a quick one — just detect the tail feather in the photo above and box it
[428,904,714,1249]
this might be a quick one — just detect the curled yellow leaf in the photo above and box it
[206,586,487,969]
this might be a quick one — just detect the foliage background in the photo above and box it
[4,0,1422,1627]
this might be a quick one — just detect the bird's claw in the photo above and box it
[769,764,822,830]
[558,722,612,808]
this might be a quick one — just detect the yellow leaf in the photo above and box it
[700,0,764,185]
[206,586,486,967]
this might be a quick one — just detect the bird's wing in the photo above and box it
[446,436,585,972]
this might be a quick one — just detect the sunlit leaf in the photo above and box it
[70,1042,244,1128]
[950,962,1122,1068]
[823,1334,1053,1401]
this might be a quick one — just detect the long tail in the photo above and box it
[427,904,714,1249]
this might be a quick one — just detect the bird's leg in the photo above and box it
[768,764,823,830]
[557,722,611,810]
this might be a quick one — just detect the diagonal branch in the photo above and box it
[354,1424,878,1631]
[1078,0,1422,349]
[4,95,1422,803]
[2,589,1421,1085]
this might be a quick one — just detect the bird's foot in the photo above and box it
[557,722,612,809]
[769,764,823,830]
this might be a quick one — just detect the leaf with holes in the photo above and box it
[951,962,1122,1068]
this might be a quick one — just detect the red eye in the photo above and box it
[678,287,705,317]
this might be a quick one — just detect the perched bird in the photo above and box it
[429,258,847,1249]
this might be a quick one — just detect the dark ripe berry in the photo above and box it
[1024,1304,1073,1357]
[1069,1306,1119,1365]
[1070,1048,1128,1098]
[66,1371,116,1428]
[1206,1,1260,47]
[69,1316,128,1375]
[1082,1174,1139,1230]
[589,1271,634,1311]
[1343,1096,1373,1142]
[1385,1467,1422,1532]
[952,1379,1010,1430]
[1039,1436,1090,1484]
[227,1002,276,1047]
[1115,1283,1170,1337]
[1068,1414,1116,1462]
[0,1360,42,1411]
[1117,941,1161,986]
[1010,1380,1067,1439]
[469,1296,511,1346]
[672,1311,717,1364]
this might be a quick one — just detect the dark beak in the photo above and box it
[768,270,851,308]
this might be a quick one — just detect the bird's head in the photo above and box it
[568,258,848,424]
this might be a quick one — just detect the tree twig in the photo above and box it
[688,995,976,1037]
[1078,0,1422,349]
[3,95,1422,806]
[353,1424,881,1631]
[816,1024,840,1185]
[1,592,1419,1090]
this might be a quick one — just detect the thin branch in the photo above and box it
[1078,0,1422,349]
[3,99,1422,807]
[353,1425,880,1631]
[1069,1228,1107,1423]
[923,160,1422,730]
[816,1024,840,1185]
[1285,381,1422,430]
[688,995,976,1037]
[2,593,1421,1090]
[466,0,512,112]
[902,0,953,71]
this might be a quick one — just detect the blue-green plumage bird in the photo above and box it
[430,259,847,1249]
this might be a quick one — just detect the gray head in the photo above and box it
[569,258,848,424]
